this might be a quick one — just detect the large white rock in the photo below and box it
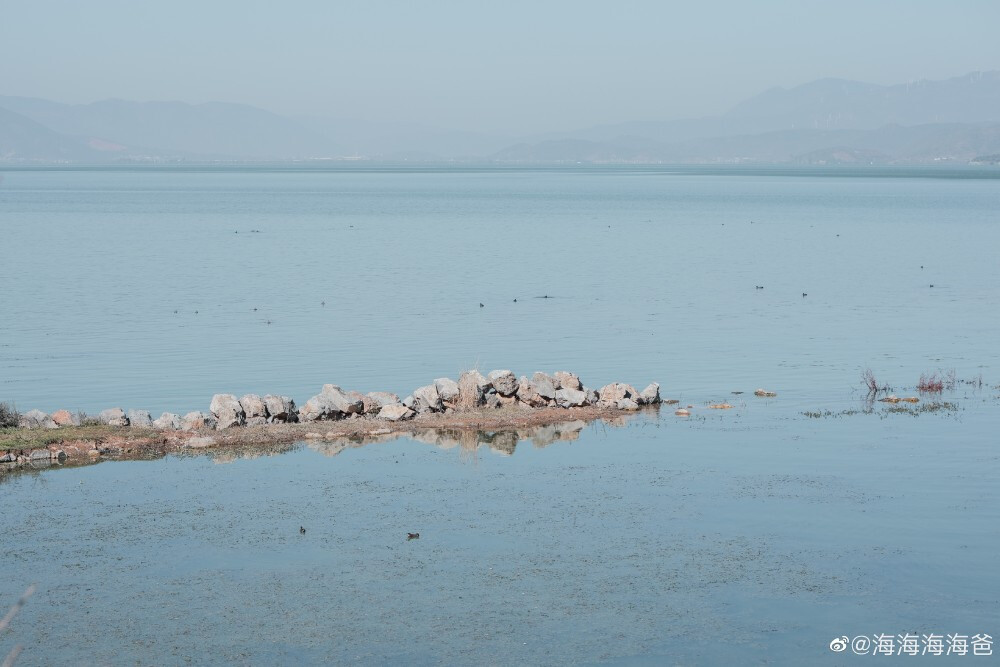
[433,378,460,404]
[209,394,245,429]
[597,383,640,407]
[181,411,216,430]
[263,395,297,422]
[555,388,587,407]
[412,384,443,413]
[516,377,549,407]
[153,412,182,429]
[19,409,57,429]
[128,410,153,428]
[239,394,268,421]
[458,370,490,408]
[321,385,364,415]
[639,383,661,405]
[554,371,582,391]
[531,372,557,400]
[488,370,519,396]
[366,392,401,407]
[97,407,130,427]
[379,404,415,421]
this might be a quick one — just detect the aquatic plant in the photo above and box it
[861,368,891,396]
[917,369,956,393]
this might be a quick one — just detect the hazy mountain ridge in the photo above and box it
[2,71,1000,163]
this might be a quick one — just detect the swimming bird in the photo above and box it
[299,526,306,534]
[755,285,764,290]
[802,293,807,297]
[407,532,420,540]
[513,298,517,302]
[479,303,484,308]
[321,301,325,306]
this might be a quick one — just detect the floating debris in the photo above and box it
[708,403,734,409]
[754,389,777,397]
[674,409,691,417]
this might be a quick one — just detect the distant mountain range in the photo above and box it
[3,71,1000,164]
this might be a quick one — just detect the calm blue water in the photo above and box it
[3,165,999,414]
[2,166,999,665]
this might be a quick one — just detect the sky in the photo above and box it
[2,0,998,134]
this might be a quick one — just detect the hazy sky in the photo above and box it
[2,0,998,134]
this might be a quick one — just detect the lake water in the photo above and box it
[1,165,999,664]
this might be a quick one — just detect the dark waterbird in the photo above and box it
[407,532,420,540]
[479,303,484,308]
[299,526,306,535]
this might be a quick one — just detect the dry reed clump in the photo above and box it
[0,402,20,429]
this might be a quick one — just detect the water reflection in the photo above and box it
[204,415,642,465]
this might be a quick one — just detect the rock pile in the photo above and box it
[7,370,661,433]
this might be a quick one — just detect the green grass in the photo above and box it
[0,425,159,450]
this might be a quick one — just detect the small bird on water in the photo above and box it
[299,526,306,534]
[479,303,484,308]
[407,532,420,540]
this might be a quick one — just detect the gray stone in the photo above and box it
[0,451,15,463]
[488,370,519,396]
[263,395,297,422]
[616,398,640,411]
[516,377,548,407]
[555,388,587,407]
[379,404,415,421]
[433,378,460,404]
[127,410,153,428]
[639,383,661,405]
[153,412,182,429]
[412,384,443,413]
[321,385,364,415]
[597,383,639,407]
[239,394,268,421]
[19,409,57,429]
[457,370,490,409]
[554,371,582,391]
[29,449,51,461]
[531,372,557,400]
[402,394,415,409]
[209,394,245,429]
[245,416,268,426]
[584,387,599,405]
[298,395,334,422]
[97,408,130,427]
[181,411,215,430]
[485,393,501,409]
[366,392,401,408]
